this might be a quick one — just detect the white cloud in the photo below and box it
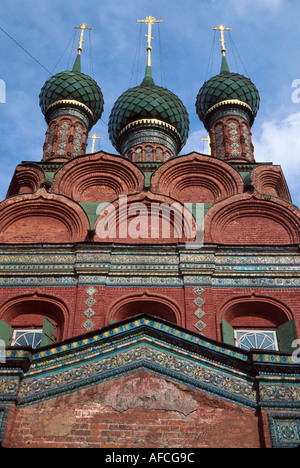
[254,112,300,206]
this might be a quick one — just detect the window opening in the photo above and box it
[234,329,279,351]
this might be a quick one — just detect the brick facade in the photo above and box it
[4,371,261,449]
[0,29,299,448]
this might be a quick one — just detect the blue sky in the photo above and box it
[0,0,300,206]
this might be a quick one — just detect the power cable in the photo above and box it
[88,29,95,78]
[205,30,216,82]
[51,31,76,74]
[129,23,142,88]
[157,23,166,88]
[0,24,52,75]
[229,32,250,78]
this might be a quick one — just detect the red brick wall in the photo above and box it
[3,371,261,448]
[0,285,299,343]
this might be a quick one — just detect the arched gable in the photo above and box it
[0,188,90,244]
[151,152,244,203]
[205,193,300,245]
[6,164,45,197]
[250,165,292,202]
[94,191,196,244]
[52,151,144,202]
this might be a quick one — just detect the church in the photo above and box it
[0,18,299,448]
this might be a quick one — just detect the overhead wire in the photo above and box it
[204,30,216,82]
[67,31,77,70]
[228,32,250,78]
[0,23,52,75]
[52,30,76,74]
[157,23,167,88]
[129,23,142,88]
[88,29,95,79]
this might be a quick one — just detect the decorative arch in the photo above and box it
[108,291,182,326]
[216,293,295,350]
[6,164,45,197]
[0,292,69,341]
[151,152,244,203]
[52,151,144,202]
[250,165,292,202]
[0,188,90,244]
[94,190,196,244]
[217,294,293,337]
[205,193,300,245]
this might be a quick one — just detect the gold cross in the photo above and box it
[202,135,211,155]
[74,23,93,55]
[212,24,232,56]
[88,133,102,153]
[137,16,163,66]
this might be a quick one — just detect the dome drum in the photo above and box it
[203,100,254,131]
[117,119,182,160]
[44,100,95,130]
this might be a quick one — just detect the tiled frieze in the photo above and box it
[0,245,298,289]
[12,317,256,409]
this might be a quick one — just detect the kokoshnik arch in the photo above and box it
[0,19,299,449]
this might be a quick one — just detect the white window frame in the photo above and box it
[234,329,279,351]
[11,329,43,349]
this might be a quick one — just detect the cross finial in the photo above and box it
[212,24,232,56]
[202,135,211,155]
[88,133,102,153]
[137,16,163,67]
[74,23,93,55]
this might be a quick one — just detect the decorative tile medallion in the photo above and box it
[86,286,97,296]
[194,287,206,333]
[84,308,95,319]
[83,287,97,331]
[268,413,300,448]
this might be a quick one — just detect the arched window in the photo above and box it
[109,294,181,326]
[221,298,297,354]
[0,316,57,349]
[233,329,279,351]
[113,300,177,324]
[0,297,66,348]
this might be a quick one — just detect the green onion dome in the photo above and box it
[108,66,189,155]
[196,56,260,130]
[39,55,104,129]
